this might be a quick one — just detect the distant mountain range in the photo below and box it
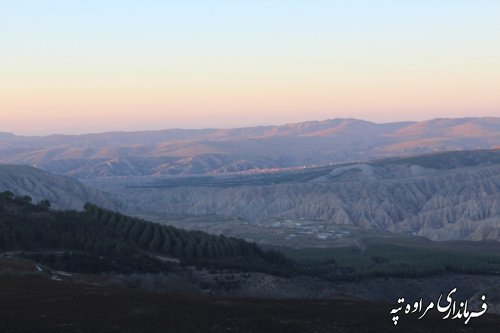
[1,117,500,178]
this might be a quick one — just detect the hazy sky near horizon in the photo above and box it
[1,0,499,135]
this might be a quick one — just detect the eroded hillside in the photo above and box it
[112,150,500,241]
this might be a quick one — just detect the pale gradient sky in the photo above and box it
[1,0,499,135]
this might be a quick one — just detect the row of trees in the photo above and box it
[295,244,500,281]
[82,203,281,261]
[0,193,290,275]
[0,191,50,210]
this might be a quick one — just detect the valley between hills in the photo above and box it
[1,117,500,332]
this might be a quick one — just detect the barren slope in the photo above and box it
[112,150,500,241]
[0,165,119,210]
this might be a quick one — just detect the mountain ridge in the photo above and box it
[1,117,499,178]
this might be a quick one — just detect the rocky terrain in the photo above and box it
[1,117,499,178]
[2,148,500,241]
[107,150,500,241]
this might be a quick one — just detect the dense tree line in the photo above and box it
[3,191,499,280]
[284,244,500,281]
[81,203,288,263]
[0,192,291,274]
[21,251,172,274]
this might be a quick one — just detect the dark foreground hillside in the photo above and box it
[0,274,499,333]
[1,191,500,332]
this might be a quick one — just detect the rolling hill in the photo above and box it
[0,164,119,210]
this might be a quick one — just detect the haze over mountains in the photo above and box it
[1,117,499,178]
[1,117,500,242]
